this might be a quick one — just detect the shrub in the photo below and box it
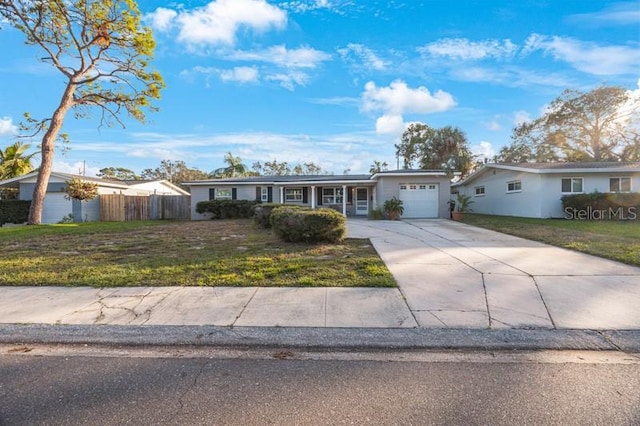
[562,192,640,220]
[270,206,346,243]
[195,200,258,219]
[253,203,282,228]
[0,200,31,226]
[368,207,386,220]
[383,197,404,220]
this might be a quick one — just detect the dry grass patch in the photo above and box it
[0,220,395,287]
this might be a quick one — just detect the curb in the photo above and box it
[1,324,639,352]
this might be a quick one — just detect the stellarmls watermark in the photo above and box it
[564,206,637,220]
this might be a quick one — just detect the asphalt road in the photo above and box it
[1,346,639,425]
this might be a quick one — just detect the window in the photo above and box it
[399,185,407,190]
[561,177,583,193]
[285,188,303,202]
[610,177,632,193]
[261,187,269,202]
[322,187,344,204]
[475,186,485,196]
[507,180,522,192]
[215,188,232,200]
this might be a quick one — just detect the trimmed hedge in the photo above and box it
[562,192,640,220]
[195,200,258,219]
[253,203,286,228]
[270,206,346,243]
[0,200,31,226]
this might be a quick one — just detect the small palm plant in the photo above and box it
[452,193,474,220]
[383,197,404,220]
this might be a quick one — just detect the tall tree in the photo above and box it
[1,0,164,224]
[369,160,389,174]
[211,152,249,178]
[252,159,325,176]
[508,85,639,162]
[396,123,475,177]
[97,167,140,181]
[395,123,432,169]
[141,160,208,186]
[0,142,38,179]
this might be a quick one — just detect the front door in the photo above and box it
[355,187,368,215]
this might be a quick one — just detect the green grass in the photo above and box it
[0,220,396,288]
[462,214,640,266]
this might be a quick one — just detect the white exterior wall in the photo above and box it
[126,181,185,196]
[190,186,212,220]
[539,172,640,218]
[458,169,543,218]
[458,169,640,219]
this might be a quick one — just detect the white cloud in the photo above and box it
[522,34,640,76]
[375,114,405,135]
[148,0,287,47]
[471,141,495,161]
[361,80,456,135]
[485,120,501,131]
[145,8,177,32]
[266,70,310,90]
[280,0,345,14]
[567,2,640,26]
[513,110,532,125]
[0,116,18,135]
[220,66,260,83]
[226,45,331,68]
[337,43,389,71]
[53,161,101,177]
[419,38,518,60]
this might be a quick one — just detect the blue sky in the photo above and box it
[1,0,639,176]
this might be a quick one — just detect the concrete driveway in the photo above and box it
[1,219,639,331]
[348,219,640,330]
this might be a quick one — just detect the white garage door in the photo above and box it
[399,183,439,218]
[41,193,72,224]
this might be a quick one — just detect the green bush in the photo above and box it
[253,203,282,228]
[270,206,346,243]
[368,207,386,220]
[195,200,258,219]
[0,200,31,226]
[562,192,640,220]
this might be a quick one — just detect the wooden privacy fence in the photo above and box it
[100,194,191,221]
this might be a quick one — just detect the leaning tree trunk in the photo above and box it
[27,82,76,225]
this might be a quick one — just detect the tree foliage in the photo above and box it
[498,85,640,163]
[97,167,140,181]
[63,178,98,201]
[369,160,389,174]
[0,0,164,223]
[395,123,475,177]
[252,159,326,176]
[211,152,250,178]
[0,142,38,179]
[141,160,209,186]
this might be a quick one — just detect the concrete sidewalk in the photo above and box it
[1,219,639,331]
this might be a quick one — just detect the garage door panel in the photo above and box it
[399,183,438,218]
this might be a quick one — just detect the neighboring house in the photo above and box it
[186,170,453,220]
[452,162,640,218]
[0,171,189,224]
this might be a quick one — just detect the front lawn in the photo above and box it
[462,214,640,267]
[0,220,396,288]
